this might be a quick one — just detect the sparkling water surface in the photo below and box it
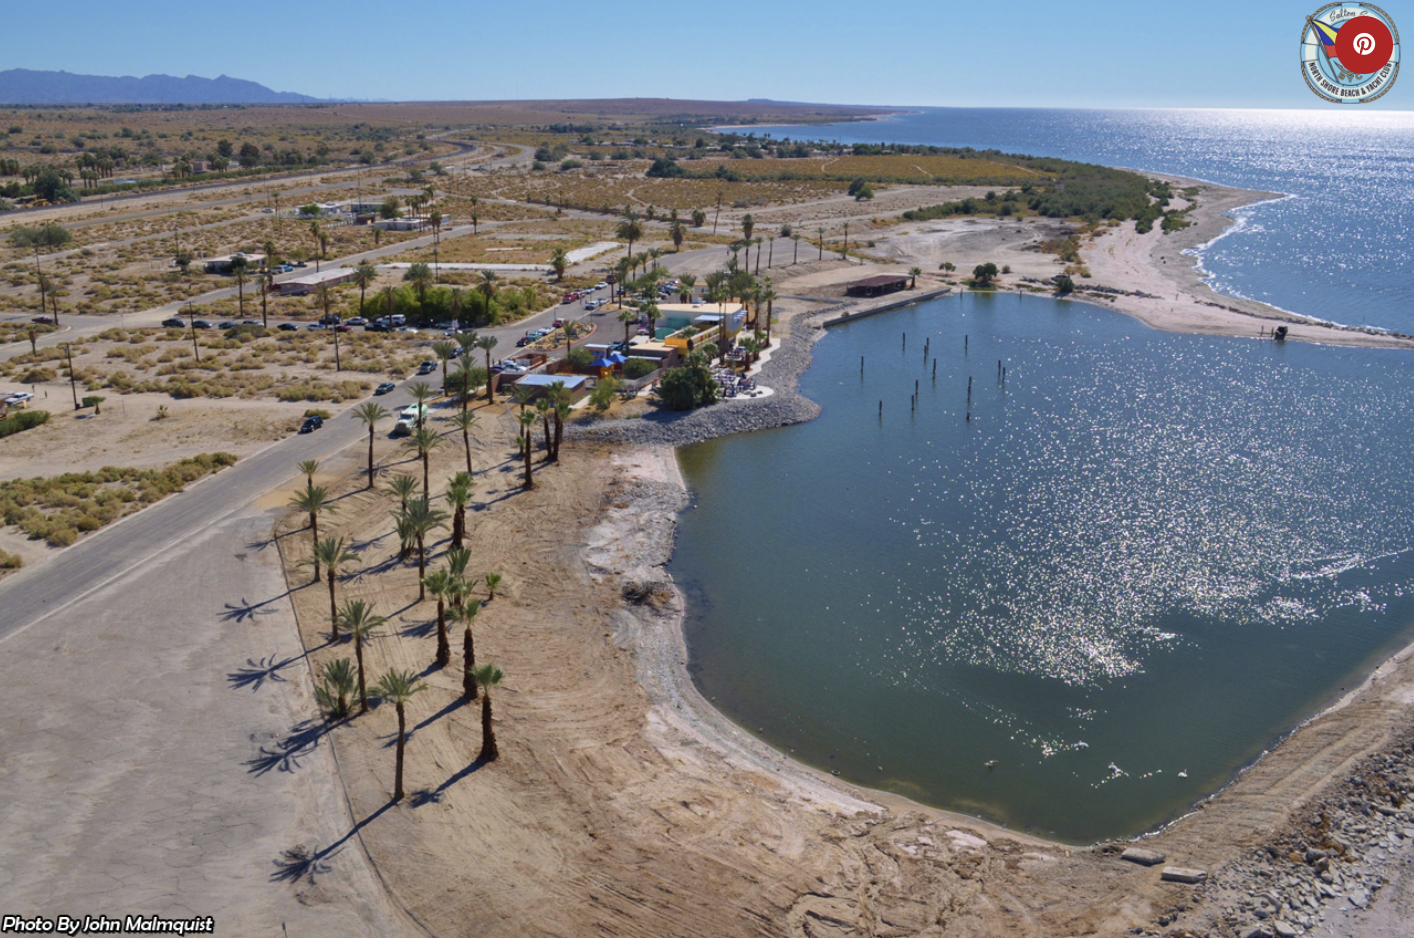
[746,108,1414,334]
[672,294,1414,842]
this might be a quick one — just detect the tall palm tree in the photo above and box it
[909,266,922,289]
[617,307,638,344]
[404,262,434,324]
[421,570,454,667]
[445,472,472,550]
[758,278,778,344]
[353,262,377,318]
[258,271,274,328]
[351,402,390,486]
[373,668,427,801]
[476,271,499,326]
[308,220,325,272]
[678,273,697,304]
[475,335,499,402]
[314,658,356,719]
[452,599,484,700]
[305,536,362,637]
[432,340,457,391]
[384,473,418,515]
[230,255,249,318]
[670,220,685,252]
[616,208,643,267]
[288,485,336,578]
[448,362,485,412]
[428,209,443,280]
[534,398,553,456]
[472,662,504,762]
[404,425,443,502]
[549,247,569,281]
[339,598,385,713]
[448,409,478,475]
[468,194,480,234]
[297,459,320,488]
[397,380,430,428]
[516,410,538,490]
[403,498,447,600]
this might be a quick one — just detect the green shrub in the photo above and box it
[655,350,718,411]
[623,358,657,379]
[0,409,49,438]
[0,548,22,569]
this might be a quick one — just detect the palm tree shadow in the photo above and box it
[403,696,464,745]
[227,653,302,692]
[244,719,329,776]
[400,618,436,639]
[269,798,397,883]
[350,531,392,553]
[219,595,287,624]
[427,757,487,799]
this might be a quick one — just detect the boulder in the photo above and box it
[1121,847,1167,867]
[1161,867,1208,884]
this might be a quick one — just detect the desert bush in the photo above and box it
[0,409,50,438]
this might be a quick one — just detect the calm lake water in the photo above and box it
[672,293,1414,843]
[746,107,1414,335]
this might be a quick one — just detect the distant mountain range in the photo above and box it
[0,70,318,105]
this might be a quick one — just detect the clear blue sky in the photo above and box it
[7,0,1408,109]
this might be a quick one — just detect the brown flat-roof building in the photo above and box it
[845,274,909,298]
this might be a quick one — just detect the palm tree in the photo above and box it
[472,663,504,761]
[448,361,485,412]
[304,536,362,637]
[545,380,572,461]
[429,209,443,280]
[352,402,390,486]
[613,256,632,302]
[379,284,396,323]
[230,255,249,319]
[393,510,418,563]
[308,220,325,272]
[288,485,336,578]
[258,271,273,328]
[617,307,638,344]
[422,570,454,667]
[384,473,418,515]
[373,668,428,801]
[483,572,502,601]
[691,207,706,228]
[407,382,436,431]
[549,247,569,281]
[314,658,356,719]
[353,261,377,317]
[792,233,801,265]
[476,271,499,326]
[678,273,697,304]
[670,220,685,252]
[475,335,499,402]
[404,425,443,502]
[516,410,538,489]
[404,263,434,324]
[758,278,778,344]
[534,398,553,456]
[448,409,478,475]
[445,472,472,550]
[909,266,922,289]
[445,547,472,607]
[468,195,480,234]
[297,459,320,488]
[431,340,457,392]
[403,498,448,600]
[616,208,644,267]
[339,598,385,713]
[452,599,484,700]
[741,213,756,264]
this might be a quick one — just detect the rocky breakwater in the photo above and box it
[1185,734,1414,938]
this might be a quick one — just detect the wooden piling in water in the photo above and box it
[967,376,972,400]
[902,333,906,351]
[878,400,883,418]
[965,335,969,354]
[932,360,937,381]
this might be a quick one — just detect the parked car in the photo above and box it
[318,314,341,325]
[30,315,54,324]
[396,326,419,334]
[299,415,323,433]
[389,314,407,326]
[278,323,299,331]
[417,360,437,374]
[346,317,367,326]
[192,320,214,329]
[161,318,187,328]
[293,261,308,268]
[364,322,388,332]
[217,321,236,329]
[334,324,353,332]
[515,336,532,347]
[374,382,396,395]
[306,323,326,330]
[240,320,261,326]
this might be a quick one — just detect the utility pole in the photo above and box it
[188,304,200,361]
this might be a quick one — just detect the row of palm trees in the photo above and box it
[289,446,510,802]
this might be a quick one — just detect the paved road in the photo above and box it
[0,504,420,935]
